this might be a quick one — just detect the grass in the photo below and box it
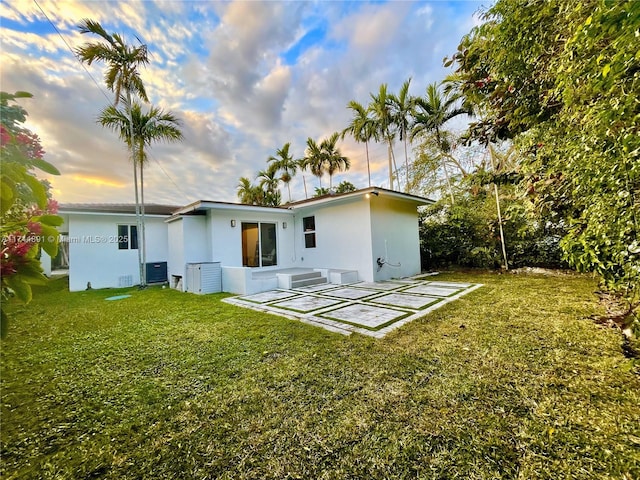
[1,272,639,479]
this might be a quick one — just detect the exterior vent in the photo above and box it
[118,275,133,287]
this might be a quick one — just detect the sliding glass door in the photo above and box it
[242,222,277,267]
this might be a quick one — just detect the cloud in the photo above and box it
[332,2,411,54]
[195,2,305,131]
[1,0,484,205]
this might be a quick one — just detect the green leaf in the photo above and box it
[40,225,59,257]
[17,270,48,286]
[5,275,33,303]
[602,63,611,78]
[36,214,64,227]
[22,174,47,209]
[31,158,61,175]
[13,91,34,99]
[0,180,15,215]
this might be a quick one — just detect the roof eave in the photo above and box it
[286,187,434,209]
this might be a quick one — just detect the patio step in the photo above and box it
[291,276,327,288]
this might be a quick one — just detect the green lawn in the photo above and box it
[1,272,639,479]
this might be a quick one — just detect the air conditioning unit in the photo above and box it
[186,262,222,294]
[146,262,168,284]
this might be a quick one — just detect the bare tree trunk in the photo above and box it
[441,157,455,204]
[494,182,509,270]
[489,146,508,270]
[303,175,308,199]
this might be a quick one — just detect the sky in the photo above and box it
[1,0,486,207]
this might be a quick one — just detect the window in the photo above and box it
[241,222,277,267]
[118,224,138,250]
[303,216,316,248]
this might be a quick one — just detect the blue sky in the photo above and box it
[0,0,485,206]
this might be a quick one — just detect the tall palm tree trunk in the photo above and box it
[365,141,371,187]
[387,137,399,191]
[403,133,409,192]
[126,91,145,288]
[387,143,394,190]
[140,157,147,284]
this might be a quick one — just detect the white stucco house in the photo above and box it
[54,204,176,292]
[54,187,432,294]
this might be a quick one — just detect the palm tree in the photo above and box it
[267,142,297,203]
[411,83,469,149]
[302,137,326,189]
[257,164,281,207]
[237,177,264,205]
[390,78,414,191]
[295,157,311,199]
[77,19,149,286]
[98,102,183,272]
[369,84,399,190]
[320,132,350,190]
[342,100,377,187]
[411,82,471,203]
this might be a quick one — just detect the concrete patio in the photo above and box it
[223,276,482,338]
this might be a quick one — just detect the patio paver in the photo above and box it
[403,284,463,297]
[324,287,381,300]
[241,290,299,303]
[369,292,442,310]
[351,281,406,291]
[223,277,482,338]
[320,304,409,329]
[272,296,344,313]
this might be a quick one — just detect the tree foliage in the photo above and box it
[1,92,63,337]
[447,0,639,319]
[267,143,297,203]
[420,178,567,272]
[313,181,357,198]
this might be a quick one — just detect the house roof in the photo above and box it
[166,187,432,222]
[285,187,434,209]
[60,188,433,221]
[166,200,290,223]
[59,203,180,216]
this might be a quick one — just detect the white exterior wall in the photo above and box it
[167,219,185,288]
[41,251,52,276]
[369,197,422,281]
[208,210,295,268]
[294,197,374,281]
[67,213,169,291]
[167,215,209,291]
